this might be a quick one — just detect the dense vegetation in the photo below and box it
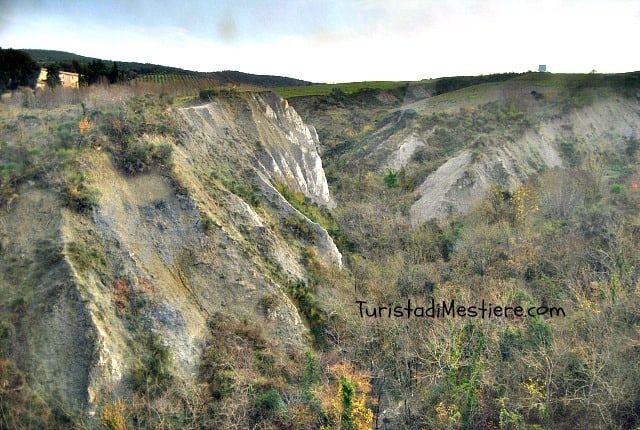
[434,73,524,95]
[299,74,640,429]
[318,163,640,429]
[0,48,41,92]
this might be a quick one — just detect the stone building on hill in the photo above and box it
[36,68,80,89]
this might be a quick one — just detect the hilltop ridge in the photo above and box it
[21,48,313,87]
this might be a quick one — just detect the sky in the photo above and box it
[1,0,639,83]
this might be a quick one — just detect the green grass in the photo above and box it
[274,181,353,253]
[269,80,417,98]
[513,72,585,87]
[514,71,640,92]
[277,71,637,101]
[426,81,502,104]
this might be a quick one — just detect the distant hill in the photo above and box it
[21,49,312,87]
[208,70,311,88]
[21,49,96,64]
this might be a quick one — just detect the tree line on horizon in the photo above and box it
[1,47,127,92]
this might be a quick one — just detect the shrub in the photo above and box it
[274,181,353,252]
[251,388,285,424]
[0,359,54,428]
[219,175,261,207]
[65,241,106,272]
[526,316,552,348]
[0,320,15,355]
[258,293,281,315]
[55,121,78,149]
[530,90,544,101]
[118,140,172,174]
[99,400,127,430]
[499,325,523,360]
[199,89,219,101]
[302,350,321,388]
[63,170,100,213]
[314,363,374,430]
[284,215,317,241]
[383,169,398,188]
[625,137,639,158]
[155,142,173,164]
[610,183,625,194]
[288,280,328,347]
[200,213,214,233]
[130,334,172,397]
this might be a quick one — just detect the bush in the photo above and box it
[200,213,214,233]
[383,169,398,188]
[274,181,353,252]
[119,140,172,174]
[99,400,127,430]
[0,359,55,428]
[199,89,219,101]
[499,325,523,360]
[211,169,261,207]
[526,316,552,348]
[63,170,100,213]
[65,241,105,272]
[251,388,285,424]
[284,215,317,241]
[131,334,172,397]
[557,136,583,167]
[288,280,328,347]
[610,183,625,194]
[531,90,544,101]
[625,137,639,158]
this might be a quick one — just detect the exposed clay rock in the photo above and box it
[252,93,333,204]
[179,92,334,208]
[409,98,640,224]
[388,133,427,170]
[0,91,340,416]
[178,93,342,268]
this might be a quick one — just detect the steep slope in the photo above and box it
[293,73,640,224]
[178,92,334,208]
[408,97,640,222]
[0,186,96,408]
[0,91,341,421]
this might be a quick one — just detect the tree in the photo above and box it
[109,62,120,84]
[0,47,40,92]
[45,63,62,88]
[315,363,374,430]
[86,59,109,85]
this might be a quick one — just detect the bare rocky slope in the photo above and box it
[408,97,640,222]
[0,91,341,417]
